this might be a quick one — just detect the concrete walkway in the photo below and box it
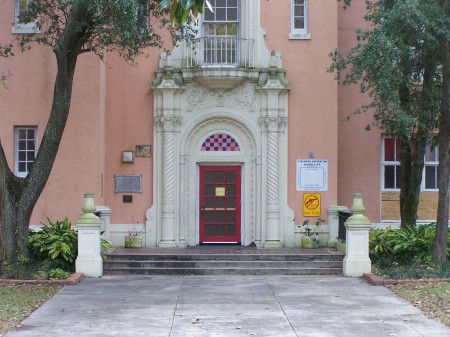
[5,275,449,337]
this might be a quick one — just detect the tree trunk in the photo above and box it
[399,133,427,228]
[398,52,436,228]
[433,36,450,264]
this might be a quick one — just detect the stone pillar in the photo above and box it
[158,117,181,247]
[343,193,372,277]
[327,205,349,247]
[76,193,103,278]
[178,155,187,247]
[254,156,263,247]
[96,206,112,240]
[263,117,283,248]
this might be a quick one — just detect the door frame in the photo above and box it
[198,164,243,244]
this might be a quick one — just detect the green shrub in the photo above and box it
[370,223,450,272]
[1,256,37,279]
[48,268,70,280]
[101,239,114,260]
[372,261,450,280]
[28,218,78,271]
[27,217,114,272]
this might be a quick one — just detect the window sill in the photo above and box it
[11,25,40,34]
[289,33,311,40]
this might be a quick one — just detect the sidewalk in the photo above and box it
[5,275,449,337]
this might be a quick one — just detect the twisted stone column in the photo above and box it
[254,156,262,246]
[178,155,187,246]
[262,117,285,247]
[157,117,181,247]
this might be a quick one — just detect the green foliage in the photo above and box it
[370,224,450,279]
[329,0,448,137]
[372,261,450,280]
[1,0,193,61]
[0,256,37,279]
[369,224,449,266]
[48,268,70,280]
[298,218,324,238]
[161,0,211,26]
[28,218,78,270]
[101,238,114,260]
[1,217,114,278]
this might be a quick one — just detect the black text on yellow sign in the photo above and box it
[303,193,320,217]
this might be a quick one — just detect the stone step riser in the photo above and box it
[104,261,343,269]
[103,268,343,276]
[105,254,344,262]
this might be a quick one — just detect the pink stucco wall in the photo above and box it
[262,0,339,223]
[103,53,158,225]
[336,1,382,222]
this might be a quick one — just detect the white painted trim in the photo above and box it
[290,0,308,36]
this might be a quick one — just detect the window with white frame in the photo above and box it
[13,0,39,33]
[382,137,401,190]
[382,137,443,191]
[15,127,37,177]
[423,144,438,190]
[290,0,310,39]
[202,0,239,65]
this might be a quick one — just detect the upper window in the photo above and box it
[382,137,401,190]
[13,0,39,33]
[15,127,37,177]
[202,0,240,66]
[290,0,310,39]
[423,145,438,190]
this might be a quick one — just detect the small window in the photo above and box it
[382,137,401,190]
[290,0,310,40]
[423,145,438,190]
[15,127,37,177]
[13,0,39,34]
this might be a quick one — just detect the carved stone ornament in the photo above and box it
[260,117,288,131]
[186,85,210,112]
[229,83,255,112]
[186,83,256,113]
[155,117,182,130]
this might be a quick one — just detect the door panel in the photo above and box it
[200,166,241,243]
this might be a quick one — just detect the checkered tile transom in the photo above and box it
[201,133,240,151]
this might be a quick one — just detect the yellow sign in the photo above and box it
[215,187,225,196]
[303,193,320,216]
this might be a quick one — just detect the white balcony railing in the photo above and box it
[184,36,254,68]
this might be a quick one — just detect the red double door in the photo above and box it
[199,166,241,243]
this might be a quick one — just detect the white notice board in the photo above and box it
[296,160,328,191]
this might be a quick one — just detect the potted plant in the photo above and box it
[125,223,143,248]
[298,218,324,248]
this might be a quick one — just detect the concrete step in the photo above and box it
[104,252,344,275]
[104,267,344,276]
[104,260,342,269]
[105,253,344,262]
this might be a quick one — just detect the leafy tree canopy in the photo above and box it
[329,0,449,142]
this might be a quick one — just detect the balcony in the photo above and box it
[183,37,255,90]
[184,36,254,69]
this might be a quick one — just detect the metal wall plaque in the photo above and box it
[114,174,142,193]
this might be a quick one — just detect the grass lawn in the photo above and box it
[0,284,63,336]
[387,281,450,327]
